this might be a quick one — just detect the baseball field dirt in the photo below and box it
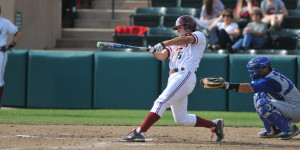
[0,124,300,149]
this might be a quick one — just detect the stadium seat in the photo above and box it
[152,0,179,7]
[180,0,203,8]
[282,0,299,10]
[269,28,298,49]
[113,34,146,47]
[204,49,229,54]
[255,49,288,55]
[195,8,202,18]
[288,50,300,55]
[146,27,178,46]
[163,7,197,27]
[131,7,166,27]
[283,10,300,29]
[235,49,257,55]
[256,0,298,9]
[222,0,237,9]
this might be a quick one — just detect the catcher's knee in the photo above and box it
[255,98,272,118]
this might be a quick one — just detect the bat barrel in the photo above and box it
[97,41,149,51]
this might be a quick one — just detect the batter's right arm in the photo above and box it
[153,49,169,60]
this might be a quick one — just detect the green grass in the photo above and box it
[0,109,299,127]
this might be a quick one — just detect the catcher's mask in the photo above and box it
[246,56,272,81]
[172,15,196,32]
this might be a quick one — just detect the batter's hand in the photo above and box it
[147,45,156,54]
[153,43,165,52]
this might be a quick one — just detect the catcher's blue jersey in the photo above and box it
[250,70,300,105]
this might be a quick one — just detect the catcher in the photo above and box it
[201,56,300,140]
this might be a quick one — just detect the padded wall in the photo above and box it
[229,55,297,112]
[161,54,229,111]
[2,50,28,107]
[94,52,160,109]
[27,51,94,108]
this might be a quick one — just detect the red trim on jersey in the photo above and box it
[185,32,197,44]
[191,33,198,44]
[165,47,171,60]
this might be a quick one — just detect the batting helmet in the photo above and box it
[172,15,196,32]
[246,56,272,81]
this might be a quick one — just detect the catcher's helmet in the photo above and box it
[172,15,196,32]
[246,56,272,80]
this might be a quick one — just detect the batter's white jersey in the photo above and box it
[165,31,206,72]
[0,17,19,47]
[150,31,207,126]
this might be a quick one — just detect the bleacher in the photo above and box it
[110,0,300,54]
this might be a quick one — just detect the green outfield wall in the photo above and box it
[1,50,299,112]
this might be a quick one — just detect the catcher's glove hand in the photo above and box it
[200,77,228,90]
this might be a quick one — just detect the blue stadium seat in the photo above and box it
[180,0,203,8]
[152,0,179,7]
[283,10,300,29]
[146,27,178,46]
[131,7,166,27]
[163,7,197,27]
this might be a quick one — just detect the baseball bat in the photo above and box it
[97,42,149,51]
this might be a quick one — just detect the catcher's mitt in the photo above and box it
[200,77,226,90]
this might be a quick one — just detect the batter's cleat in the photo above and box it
[120,129,145,142]
[278,125,299,140]
[211,119,224,142]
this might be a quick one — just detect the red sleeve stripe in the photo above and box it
[165,47,171,60]
[191,33,198,44]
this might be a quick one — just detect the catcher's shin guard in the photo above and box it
[255,97,292,133]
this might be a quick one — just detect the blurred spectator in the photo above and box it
[208,9,240,50]
[194,0,224,29]
[233,0,259,29]
[260,0,288,30]
[232,7,267,52]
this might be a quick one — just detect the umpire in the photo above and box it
[0,5,22,108]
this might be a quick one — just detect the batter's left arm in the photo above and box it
[8,31,22,49]
[162,35,195,47]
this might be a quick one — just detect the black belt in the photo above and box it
[170,67,197,74]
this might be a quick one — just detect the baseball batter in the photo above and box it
[121,15,224,142]
[0,5,22,108]
[203,56,300,140]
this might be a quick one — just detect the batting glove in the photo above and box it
[153,43,165,52]
[147,45,156,54]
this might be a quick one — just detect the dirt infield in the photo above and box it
[0,124,300,150]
